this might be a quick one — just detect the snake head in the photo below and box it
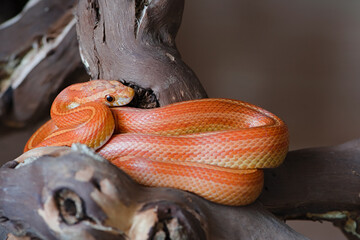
[63,80,135,109]
[100,80,135,107]
[97,80,135,107]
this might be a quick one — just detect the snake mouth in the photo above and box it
[106,85,135,107]
[116,96,134,106]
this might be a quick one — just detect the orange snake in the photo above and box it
[25,80,289,206]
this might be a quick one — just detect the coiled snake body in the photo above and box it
[25,80,289,206]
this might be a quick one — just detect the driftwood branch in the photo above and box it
[261,139,360,238]
[0,0,87,127]
[0,145,308,240]
[262,139,360,215]
[76,0,207,107]
[0,0,208,123]
[1,139,359,239]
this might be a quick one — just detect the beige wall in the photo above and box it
[177,1,360,239]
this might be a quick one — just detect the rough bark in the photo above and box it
[0,145,308,240]
[260,138,360,239]
[1,138,359,239]
[0,0,208,127]
[0,0,87,127]
[261,139,360,216]
[76,0,208,108]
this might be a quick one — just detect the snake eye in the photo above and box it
[105,94,115,103]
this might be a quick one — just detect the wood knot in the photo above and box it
[55,188,85,225]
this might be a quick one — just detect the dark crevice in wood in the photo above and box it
[0,217,8,224]
[91,0,101,27]
[1,160,18,169]
[135,0,149,38]
[102,21,106,43]
[120,79,159,109]
[55,188,85,225]
[0,0,28,24]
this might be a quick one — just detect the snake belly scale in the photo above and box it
[25,80,289,206]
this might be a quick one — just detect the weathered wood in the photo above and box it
[0,0,87,127]
[261,138,360,216]
[76,0,208,107]
[0,145,308,240]
[3,138,359,239]
[0,0,209,127]
[260,138,360,238]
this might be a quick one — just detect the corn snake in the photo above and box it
[25,80,289,206]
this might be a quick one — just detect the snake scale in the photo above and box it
[25,80,289,206]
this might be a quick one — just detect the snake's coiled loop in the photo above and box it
[25,80,289,206]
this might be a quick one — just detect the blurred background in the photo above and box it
[1,0,360,239]
[178,1,360,239]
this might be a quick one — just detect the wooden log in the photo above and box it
[0,145,308,240]
[2,138,359,239]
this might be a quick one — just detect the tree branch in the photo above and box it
[76,0,207,108]
[261,138,360,238]
[0,145,308,240]
[0,0,87,127]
